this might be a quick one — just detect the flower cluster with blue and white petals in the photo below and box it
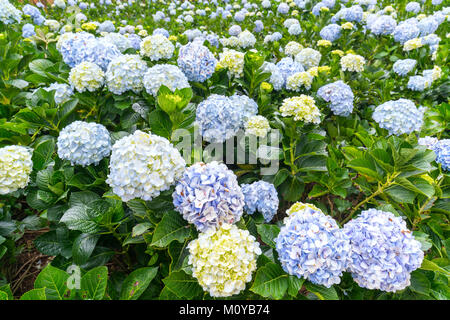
[105,54,148,95]
[241,181,279,222]
[177,40,217,83]
[317,81,354,116]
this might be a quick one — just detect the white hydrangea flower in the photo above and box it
[143,64,190,96]
[284,41,304,56]
[340,53,366,72]
[295,48,322,70]
[286,71,314,90]
[238,30,256,48]
[245,115,270,138]
[0,145,33,195]
[188,224,261,297]
[57,121,111,167]
[69,61,105,93]
[105,54,148,95]
[218,48,245,78]
[140,34,174,61]
[106,130,186,202]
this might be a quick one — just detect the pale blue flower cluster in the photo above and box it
[101,33,133,52]
[331,5,363,23]
[433,139,450,171]
[288,23,302,36]
[343,209,424,292]
[372,99,425,136]
[22,4,44,25]
[44,83,74,104]
[405,2,421,13]
[277,2,290,14]
[276,57,305,84]
[105,54,148,95]
[229,25,242,36]
[407,75,431,91]
[57,121,111,166]
[177,40,218,83]
[392,59,417,76]
[418,16,439,36]
[317,81,354,116]
[98,20,115,33]
[392,21,420,44]
[241,181,278,222]
[196,94,243,143]
[0,0,22,24]
[229,94,258,125]
[368,15,397,35]
[173,161,245,232]
[22,23,35,38]
[262,62,285,91]
[275,205,351,287]
[58,32,121,70]
[320,24,342,42]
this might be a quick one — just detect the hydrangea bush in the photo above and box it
[0,0,448,302]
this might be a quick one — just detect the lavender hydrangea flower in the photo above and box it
[317,81,354,116]
[229,94,258,125]
[57,121,111,166]
[173,161,245,232]
[320,24,342,42]
[407,75,432,91]
[275,204,351,287]
[372,99,425,136]
[405,2,421,13]
[241,181,278,222]
[417,16,439,36]
[331,5,363,23]
[177,40,218,82]
[369,15,397,35]
[22,23,35,38]
[343,209,424,292]
[276,57,305,83]
[433,139,450,171]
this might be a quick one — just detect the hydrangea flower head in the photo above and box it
[341,54,366,72]
[241,181,278,222]
[0,0,22,25]
[140,34,174,61]
[0,145,32,194]
[177,40,217,83]
[433,139,450,171]
[284,41,304,56]
[320,24,342,42]
[229,94,258,125]
[143,64,190,96]
[107,130,186,202]
[280,95,321,124]
[173,161,245,232]
[43,83,74,105]
[105,54,148,95]
[286,71,314,91]
[217,48,245,78]
[275,203,351,287]
[343,209,424,292]
[57,121,111,166]
[317,81,354,116]
[245,115,270,138]
[238,30,256,48]
[188,223,261,297]
[393,59,417,76]
[69,61,105,92]
[372,99,425,136]
[295,48,322,70]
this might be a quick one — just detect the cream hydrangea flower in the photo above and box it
[286,201,321,218]
[403,38,423,51]
[245,115,270,138]
[284,41,304,56]
[140,34,174,61]
[106,130,186,202]
[340,53,366,72]
[188,224,261,297]
[286,71,314,90]
[280,95,321,124]
[69,61,105,92]
[341,22,354,30]
[217,48,245,78]
[0,145,33,195]
[317,39,332,47]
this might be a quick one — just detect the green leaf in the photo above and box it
[34,230,72,256]
[32,137,55,171]
[149,109,172,140]
[132,222,152,237]
[168,240,190,273]
[385,185,416,204]
[250,262,288,300]
[151,211,191,247]
[287,275,304,297]
[420,259,450,275]
[348,158,380,179]
[305,282,338,300]
[0,284,13,300]
[80,266,108,300]
[162,271,203,299]
[72,233,100,265]
[0,291,8,300]
[256,224,280,249]
[409,271,431,296]
[120,267,158,300]
[34,264,69,300]
[20,288,47,300]
[60,205,101,234]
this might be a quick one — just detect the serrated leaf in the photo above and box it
[80,266,108,300]
[151,211,191,247]
[256,224,280,249]
[34,264,69,300]
[20,288,47,300]
[305,282,338,300]
[250,262,288,300]
[72,233,100,265]
[120,267,158,300]
[162,271,203,299]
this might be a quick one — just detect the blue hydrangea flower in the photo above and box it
[317,81,354,116]
[276,57,304,84]
[57,121,111,166]
[177,40,217,83]
[407,75,432,91]
[22,23,35,38]
[277,2,290,14]
[320,24,342,42]
[126,33,142,50]
[393,59,417,76]
[206,34,219,47]
[433,139,450,171]
[262,62,285,91]
[153,27,169,38]
[418,17,439,36]
[331,5,363,23]
[369,15,397,35]
[229,25,242,36]
[173,161,245,232]
[105,54,148,95]
[98,20,115,33]
[196,94,243,143]
[343,209,424,292]
[275,204,351,287]
[288,23,302,36]
[241,181,278,222]
[405,2,421,13]
[229,94,258,125]
[418,136,439,150]
[253,20,264,33]
[372,99,425,136]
